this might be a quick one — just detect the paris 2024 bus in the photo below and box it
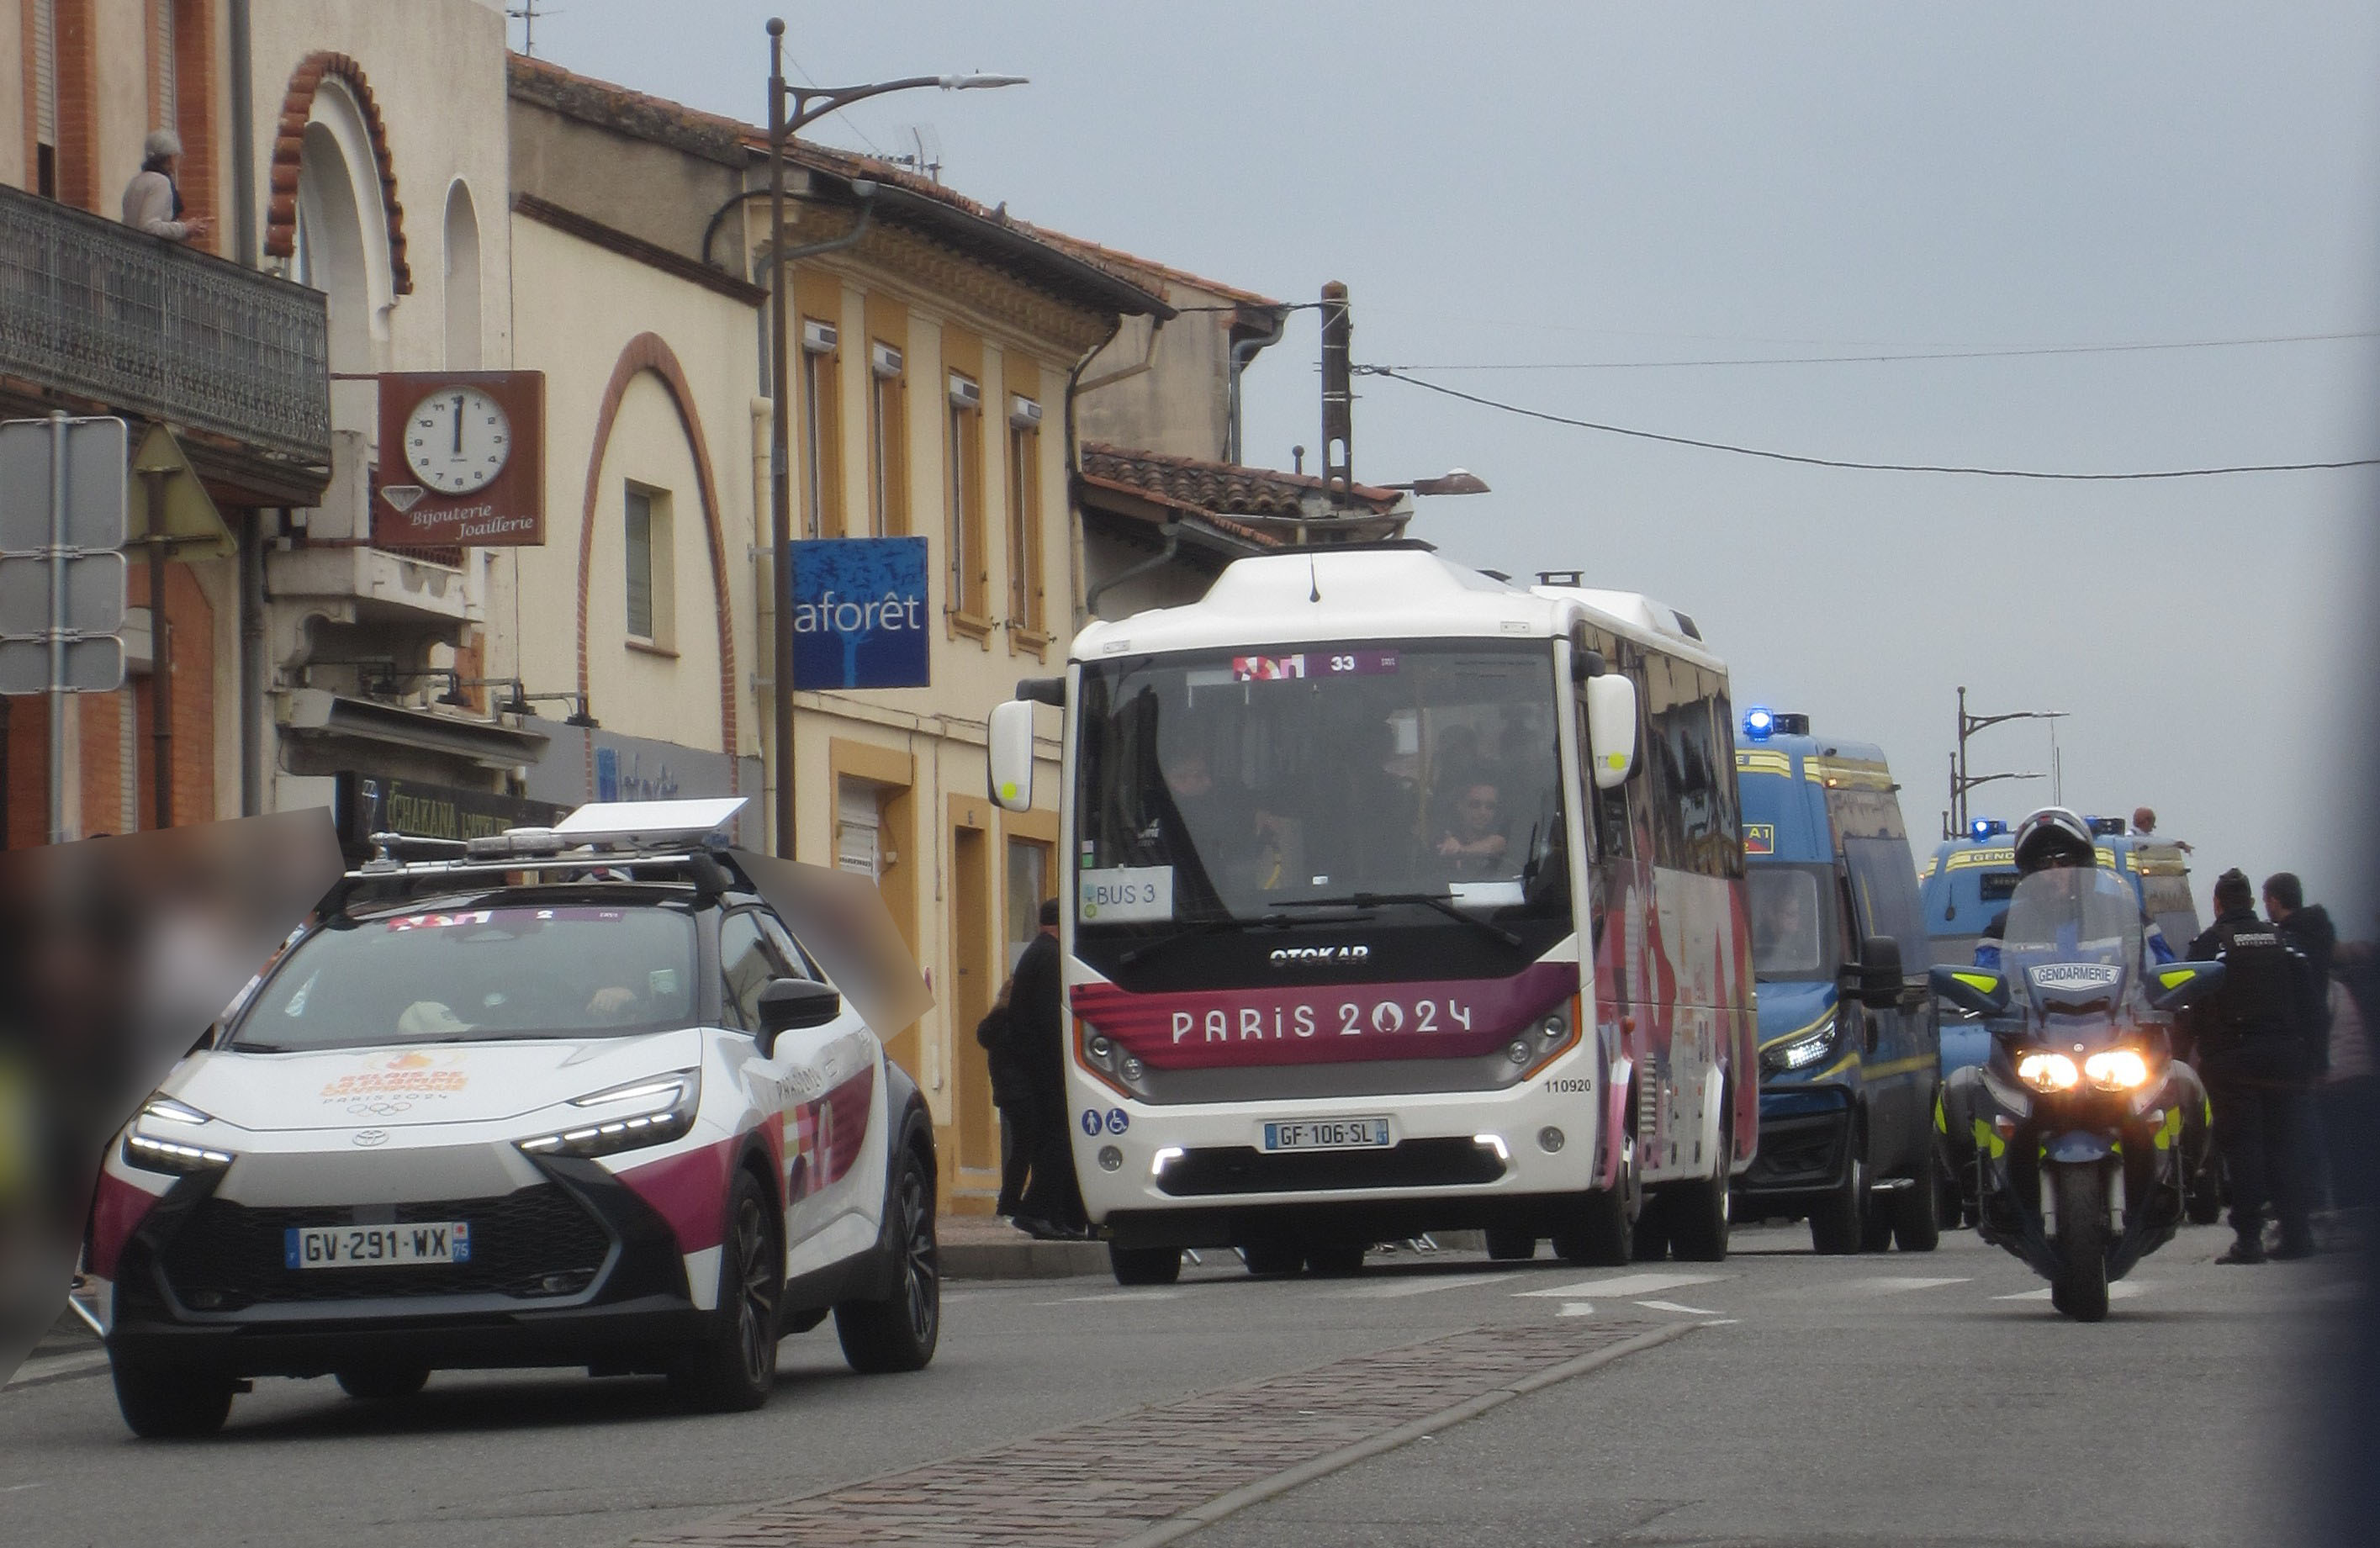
[986,542,1756,1286]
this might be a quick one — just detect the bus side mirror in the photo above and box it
[2148,959,2224,1012]
[987,699,1037,813]
[1583,674,1637,790]
[1929,964,2009,1018]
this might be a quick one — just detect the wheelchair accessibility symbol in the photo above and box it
[1082,1107,1129,1136]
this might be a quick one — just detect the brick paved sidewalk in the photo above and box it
[635,1318,1654,1547]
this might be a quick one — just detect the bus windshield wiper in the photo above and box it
[1114,911,1298,969]
[1277,893,1525,948]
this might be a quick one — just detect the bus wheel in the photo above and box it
[1108,1244,1182,1286]
[1552,1184,1634,1267]
[1304,1242,1367,1277]
[1483,1228,1536,1261]
[1667,1127,1732,1263]
[1632,1193,1672,1261]
[1239,1239,1304,1276]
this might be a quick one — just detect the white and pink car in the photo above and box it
[89,800,939,1438]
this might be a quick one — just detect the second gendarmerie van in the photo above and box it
[1735,711,1941,1253]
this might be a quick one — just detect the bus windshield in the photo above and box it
[1073,642,1568,927]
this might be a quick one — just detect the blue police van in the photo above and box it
[1735,711,1941,1254]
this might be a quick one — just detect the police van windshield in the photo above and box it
[233,904,699,1050]
[1072,642,1567,927]
[1749,864,1834,979]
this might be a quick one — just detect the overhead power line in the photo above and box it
[1370,330,2380,373]
[1355,367,2380,481]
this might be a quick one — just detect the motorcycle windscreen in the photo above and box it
[1999,869,2145,1012]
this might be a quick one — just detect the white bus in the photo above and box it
[988,542,1756,1284]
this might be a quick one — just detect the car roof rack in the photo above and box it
[328,797,754,917]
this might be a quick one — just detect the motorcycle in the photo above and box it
[1930,868,2224,1321]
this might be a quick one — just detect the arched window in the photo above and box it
[443,182,482,369]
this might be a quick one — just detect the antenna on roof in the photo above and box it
[506,0,558,56]
[891,124,944,183]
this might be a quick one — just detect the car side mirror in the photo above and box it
[1841,934,1902,1009]
[2148,959,2225,1013]
[987,698,1038,813]
[1583,674,1637,790]
[1929,964,2010,1019]
[754,977,842,1057]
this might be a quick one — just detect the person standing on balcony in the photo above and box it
[121,131,211,244]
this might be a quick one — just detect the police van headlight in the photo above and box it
[517,1070,700,1160]
[2016,1052,2081,1093]
[1764,1019,1837,1075]
[123,1096,235,1176]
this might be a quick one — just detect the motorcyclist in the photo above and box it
[1940,808,2206,1221]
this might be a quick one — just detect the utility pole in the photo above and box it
[767,18,793,859]
[1319,282,1352,500]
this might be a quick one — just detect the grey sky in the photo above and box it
[535,2,2380,927]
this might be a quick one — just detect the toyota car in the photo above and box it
[88,799,941,1437]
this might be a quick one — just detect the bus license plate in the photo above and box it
[286,1223,472,1269]
[1262,1117,1393,1153]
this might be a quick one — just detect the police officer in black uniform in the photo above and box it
[2189,869,2319,1263]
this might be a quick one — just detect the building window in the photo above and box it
[32,0,59,197]
[1005,395,1044,642]
[150,0,177,132]
[867,341,906,536]
[945,372,986,627]
[799,317,841,539]
[624,483,674,647]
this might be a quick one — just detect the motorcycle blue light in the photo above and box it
[1743,707,1775,741]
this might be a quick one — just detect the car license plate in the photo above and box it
[285,1223,471,1269]
[1261,1117,1393,1152]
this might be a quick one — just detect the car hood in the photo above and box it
[1755,979,1837,1049]
[164,1028,706,1133]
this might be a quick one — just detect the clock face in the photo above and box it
[404,387,511,494]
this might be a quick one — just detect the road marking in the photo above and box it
[0,1482,42,1494]
[1045,1289,1185,1304]
[1635,1299,1722,1315]
[1322,1273,1505,1301]
[3,1351,108,1392]
[1845,1276,1970,1296]
[1992,1281,2156,1302]
[1515,1272,1728,1299]
[1557,1302,1597,1317]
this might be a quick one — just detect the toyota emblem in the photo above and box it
[351,1128,389,1149]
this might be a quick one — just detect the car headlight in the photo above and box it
[2083,1049,2153,1091]
[122,1096,235,1176]
[516,1070,700,1160]
[2016,1052,2081,1093]
[1764,1018,1836,1075]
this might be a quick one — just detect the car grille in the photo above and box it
[157,1185,614,1311]
[1155,1138,1506,1197]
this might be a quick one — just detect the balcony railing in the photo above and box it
[0,182,330,467]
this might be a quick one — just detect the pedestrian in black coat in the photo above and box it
[1009,898,1088,1237]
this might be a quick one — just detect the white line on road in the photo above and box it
[1320,1273,1506,1301]
[1635,1299,1722,1315]
[1557,1302,1596,1317]
[1992,1281,2156,1302]
[1845,1276,1971,1295]
[3,1351,108,1392]
[1515,1272,1728,1299]
[1045,1290,1186,1304]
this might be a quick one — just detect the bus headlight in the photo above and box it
[2016,1053,2081,1093]
[1519,996,1584,1077]
[2084,1049,2152,1091]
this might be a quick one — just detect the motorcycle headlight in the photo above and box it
[2084,1049,2153,1091]
[517,1070,700,1160]
[2016,1052,2081,1093]
[122,1095,235,1176]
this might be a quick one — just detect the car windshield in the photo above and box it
[1748,864,1831,979]
[231,903,699,1051]
[1072,642,1568,925]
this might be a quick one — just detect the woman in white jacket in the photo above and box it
[120,129,211,244]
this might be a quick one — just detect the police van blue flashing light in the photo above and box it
[1969,818,2009,843]
[1743,707,1775,741]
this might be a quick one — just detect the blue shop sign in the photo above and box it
[790,537,930,690]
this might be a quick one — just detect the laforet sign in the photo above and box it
[790,537,930,690]
[373,371,547,548]
[335,774,563,853]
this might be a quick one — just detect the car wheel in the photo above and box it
[669,1170,781,1412]
[1894,1143,1942,1253]
[1108,1244,1183,1286]
[1667,1125,1732,1263]
[1810,1153,1868,1255]
[111,1359,233,1440]
[1483,1228,1537,1262]
[837,1147,943,1374]
[335,1366,429,1402]
[1239,1239,1305,1276]
[1303,1242,1367,1277]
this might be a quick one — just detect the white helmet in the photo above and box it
[2012,806,2095,874]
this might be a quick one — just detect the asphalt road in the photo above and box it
[0,1220,2347,1548]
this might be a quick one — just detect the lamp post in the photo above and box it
[1949,685,2066,835]
[1377,469,1491,496]
[764,17,1024,859]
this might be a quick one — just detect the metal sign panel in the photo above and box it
[789,537,930,690]
[0,635,123,695]
[0,416,127,552]
[0,415,129,697]
[0,550,124,634]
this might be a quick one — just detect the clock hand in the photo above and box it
[452,394,464,456]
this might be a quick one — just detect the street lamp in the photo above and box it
[1949,685,2067,836]
[1378,468,1491,496]
[764,17,1026,859]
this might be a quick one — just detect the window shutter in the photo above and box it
[34,0,59,146]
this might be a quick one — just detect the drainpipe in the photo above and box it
[1063,313,1126,629]
[1224,305,1287,466]
[230,0,265,814]
[1083,519,1179,621]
